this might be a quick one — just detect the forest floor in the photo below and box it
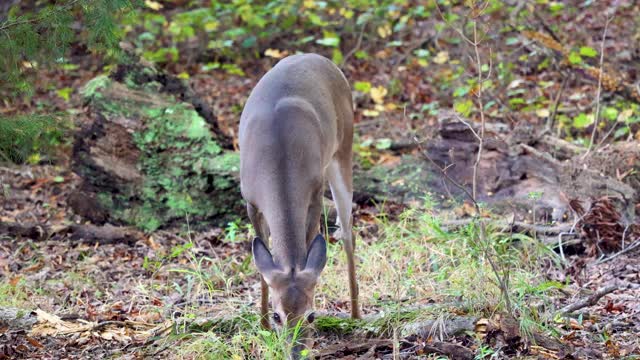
[2,1,640,359]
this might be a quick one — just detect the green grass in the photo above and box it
[160,201,564,358]
[0,278,30,308]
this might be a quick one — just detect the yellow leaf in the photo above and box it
[370,86,388,104]
[433,51,449,64]
[363,109,380,117]
[377,24,392,38]
[303,0,315,8]
[177,72,190,79]
[536,109,550,117]
[339,8,354,19]
[204,21,218,32]
[264,49,287,59]
[384,103,397,111]
[374,104,385,112]
[144,0,163,10]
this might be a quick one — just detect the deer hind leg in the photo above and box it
[327,160,360,319]
[247,203,271,329]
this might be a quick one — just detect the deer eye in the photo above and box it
[273,312,282,324]
[307,312,316,324]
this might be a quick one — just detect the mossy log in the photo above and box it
[72,62,242,231]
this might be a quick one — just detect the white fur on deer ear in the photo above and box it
[303,234,327,276]
[252,237,278,281]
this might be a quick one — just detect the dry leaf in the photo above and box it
[433,51,449,64]
[264,49,287,59]
[536,108,550,118]
[370,86,387,104]
[377,24,392,38]
[617,109,633,122]
[362,109,380,117]
[144,0,163,10]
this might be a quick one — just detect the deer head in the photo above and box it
[252,234,327,353]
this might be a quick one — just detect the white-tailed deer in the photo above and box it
[239,53,360,351]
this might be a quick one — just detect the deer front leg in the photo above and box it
[247,203,271,329]
[327,162,360,319]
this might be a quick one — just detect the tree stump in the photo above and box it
[71,62,242,231]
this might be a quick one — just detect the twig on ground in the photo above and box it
[560,285,618,314]
[595,239,640,264]
[520,143,563,167]
[540,135,586,155]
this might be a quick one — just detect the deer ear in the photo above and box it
[303,234,327,276]
[252,237,277,280]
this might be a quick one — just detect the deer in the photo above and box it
[239,53,360,355]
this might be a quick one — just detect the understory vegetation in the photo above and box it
[1,0,639,359]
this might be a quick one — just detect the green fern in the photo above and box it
[0,114,67,164]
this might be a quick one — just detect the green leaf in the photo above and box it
[332,48,343,65]
[573,113,592,128]
[505,37,519,46]
[316,37,340,47]
[354,81,372,93]
[413,49,430,58]
[579,46,598,58]
[614,127,629,139]
[222,64,245,76]
[602,107,618,121]
[568,52,582,65]
[375,138,392,150]
[354,50,369,59]
[453,86,470,97]
[53,176,64,183]
[454,99,473,117]
[56,87,73,102]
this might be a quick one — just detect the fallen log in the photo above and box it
[0,221,48,241]
[0,222,141,245]
[67,224,142,246]
[0,308,38,331]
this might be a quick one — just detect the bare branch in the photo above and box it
[583,16,613,159]
[560,285,618,314]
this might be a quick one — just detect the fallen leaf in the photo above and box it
[433,51,449,64]
[362,109,380,117]
[617,109,633,122]
[144,0,163,10]
[370,86,387,104]
[536,108,550,117]
[264,49,287,59]
[377,24,392,38]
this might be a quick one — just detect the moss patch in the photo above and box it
[81,70,242,231]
